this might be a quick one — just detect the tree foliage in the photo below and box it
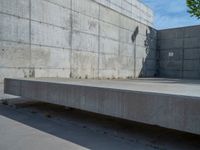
[187,0,200,19]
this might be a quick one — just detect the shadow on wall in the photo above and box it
[138,26,158,78]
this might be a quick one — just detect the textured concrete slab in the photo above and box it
[4,78,200,135]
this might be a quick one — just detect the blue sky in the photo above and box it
[141,0,199,29]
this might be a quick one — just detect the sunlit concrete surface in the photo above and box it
[0,100,199,150]
[4,78,200,135]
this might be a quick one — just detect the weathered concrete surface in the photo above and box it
[4,78,200,135]
[157,25,200,79]
[0,0,157,99]
[1,100,200,150]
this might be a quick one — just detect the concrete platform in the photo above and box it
[4,78,200,135]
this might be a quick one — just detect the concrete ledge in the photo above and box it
[4,78,200,135]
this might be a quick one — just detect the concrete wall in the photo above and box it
[0,0,157,99]
[158,25,200,79]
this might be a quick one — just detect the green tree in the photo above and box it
[187,0,200,19]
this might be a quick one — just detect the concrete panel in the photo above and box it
[31,45,70,69]
[184,60,200,71]
[184,25,200,38]
[0,14,29,43]
[100,22,119,40]
[31,0,71,28]
[184,49,200,59]
[118,69,133,79]
[0,68,30,83]
[100,38,119,55]
[184,37,200,49]
[159,60,182,71]
[158,25,200,79]
[31,21,71,48]
[159,70,182,78]
[119,43,134,56]
[99,54,119,69]
[72,0,99,18]
[159,49,183,61]
[0,0,29,18]
[118,56,135,70]
[158,28,184,40]
[34,68,70,78]
[158,39,183,50]
[136,46,156,59]
[120,15,137,30]
[46,0,71,8]
[100,6,120,25]
[98,69,118,79]
[119,28,133,44]
[71,51,98,78]
[72,31,98,52]
[136,35,146,47]
[73,12,99,35]
[0,41,30,68]
[183,71,200,79]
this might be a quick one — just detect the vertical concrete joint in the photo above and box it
[97,4,101,79]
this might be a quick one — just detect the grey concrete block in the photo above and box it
[34,68,70,78]
[31,21,71,48]
[184,60,200,71]
[0,41,30,68]
[157,25,200,79]
[0,68,30,83]
[31,0,71,29]
[31,45,70,69]
[118,56,135,70]
[0,14,29,43]
[159,49,183,61]
[100,38,119,55]
[158,39,183,50]
[184,37,200,49]
[46,0,71,8]
[100,21,119,40]
[0,0,29,18]
[71,51,98,78]
[73,12,99,35]
[99,54,119,70]
[158,28,184,40]
[184,49,200,60]
[184,25,200,38]
[98,69,118,79]
[183,71,200,79]
[159,60,182,71]
[119,43,134,56]
[72,0,99,18]
[119,28,133,44]
[159,70,182,78]
[72,31,98,52]
[100,6,120,26]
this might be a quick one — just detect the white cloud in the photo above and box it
[141,0,199,29]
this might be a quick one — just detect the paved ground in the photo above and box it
[12,78,200,97]
[0,99,199,150]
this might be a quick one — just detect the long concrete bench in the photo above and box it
[4,78,200,135]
